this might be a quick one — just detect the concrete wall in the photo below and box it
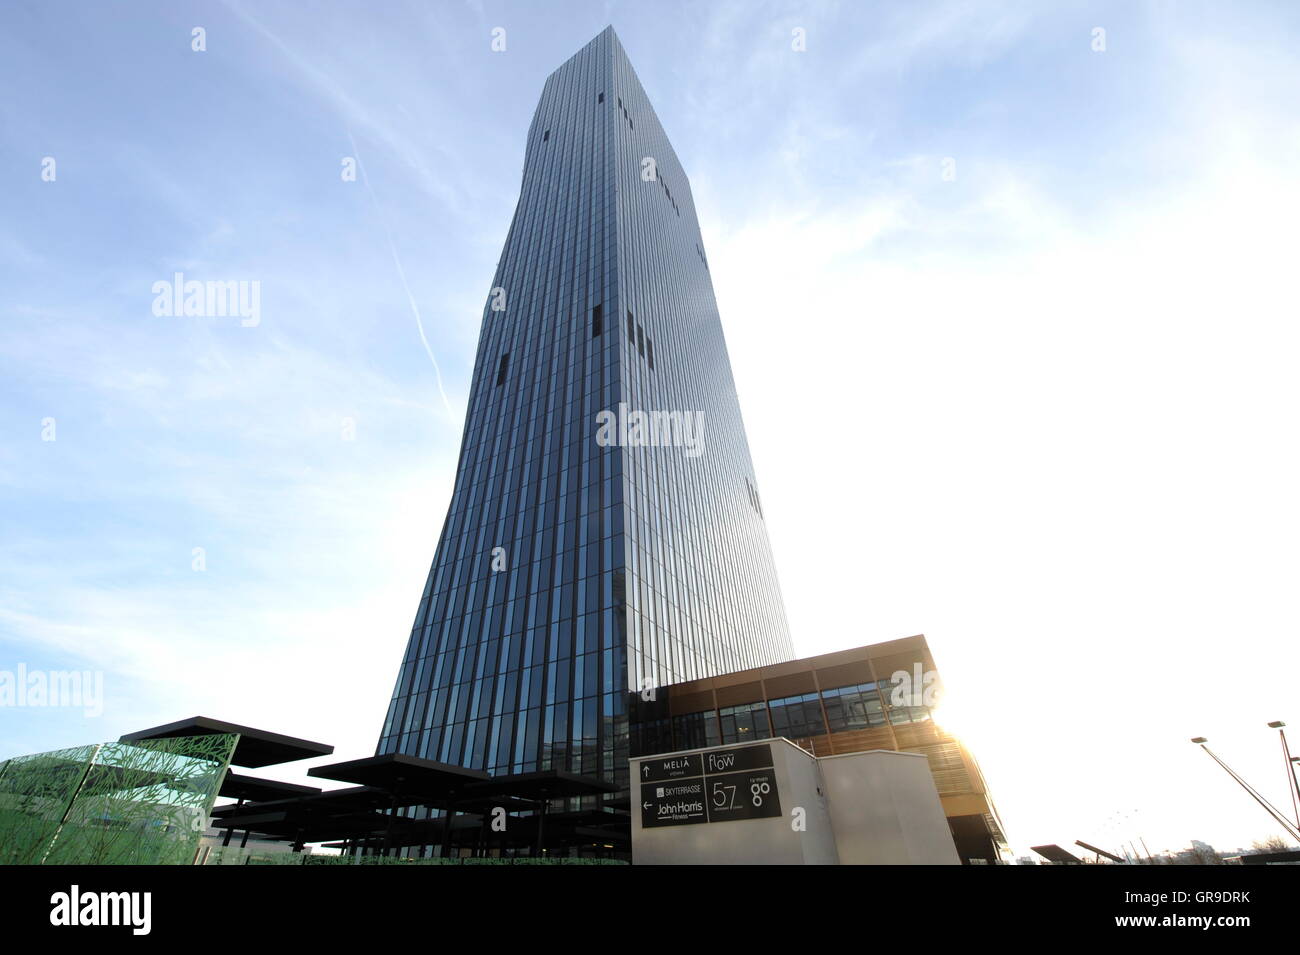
[631,739,959,865]
[818,750,961,865]
[631,739,838,865]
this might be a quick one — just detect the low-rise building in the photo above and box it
[628,634,1009,863]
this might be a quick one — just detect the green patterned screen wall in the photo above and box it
[0,733,236,865]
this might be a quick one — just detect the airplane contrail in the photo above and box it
[348,130,455,419]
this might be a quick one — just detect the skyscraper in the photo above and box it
[377,27,793,797]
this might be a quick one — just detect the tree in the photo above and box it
[1250,835,1288,852]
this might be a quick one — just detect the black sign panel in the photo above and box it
[640,776,708,828]
[639,753,703,783]
[701,744,773,776]
[636,743,783,828]
[704,767,782,823]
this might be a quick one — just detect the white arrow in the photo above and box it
[643,802,651,810]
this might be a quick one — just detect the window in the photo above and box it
[769,692,824,739]
[718,702,771,744]
[632,716,672,757]
[591,304,602,338]
[821,684,886,731]
[496,352,509,386]
[626,309,634,340]
[636,325,644,356]
[598,92,604,103]
[672,711,719,751]
[646,337,654,369]
[887,686,935,726]
[543,129,549,142]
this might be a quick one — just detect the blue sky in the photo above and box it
[4,0,1300,856]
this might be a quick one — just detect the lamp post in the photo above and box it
[1189,736,1300,844]
[1266,721,1300,829]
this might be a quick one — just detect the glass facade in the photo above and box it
[631,680,936,755]
[0,734,236,865]
[377,27,794,797]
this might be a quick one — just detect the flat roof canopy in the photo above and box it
[212,810,407,844]
[1031,844,1083,864]
[303,809,632,851]
[119,716,334,768]
[307,753,489,797]
[212,785,429,819]
[1075,839,1125,863]
[212,785,434,843]
[210,758,624,850]
[307,757,558,814]
[466,769,620,801]
[220,772,321,803]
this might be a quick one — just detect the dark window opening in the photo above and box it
[636,324,645,356]
[627,310,635,341]
[543,129,550,141]
[591,304,603,338]
[598,92,604,103]
[496,352,509,386]
[646,337,654,369]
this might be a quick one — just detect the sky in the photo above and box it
[2,0,1299,859]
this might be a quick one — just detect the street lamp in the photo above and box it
[1266,721,1300,829]
[1189,736,1300,844]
